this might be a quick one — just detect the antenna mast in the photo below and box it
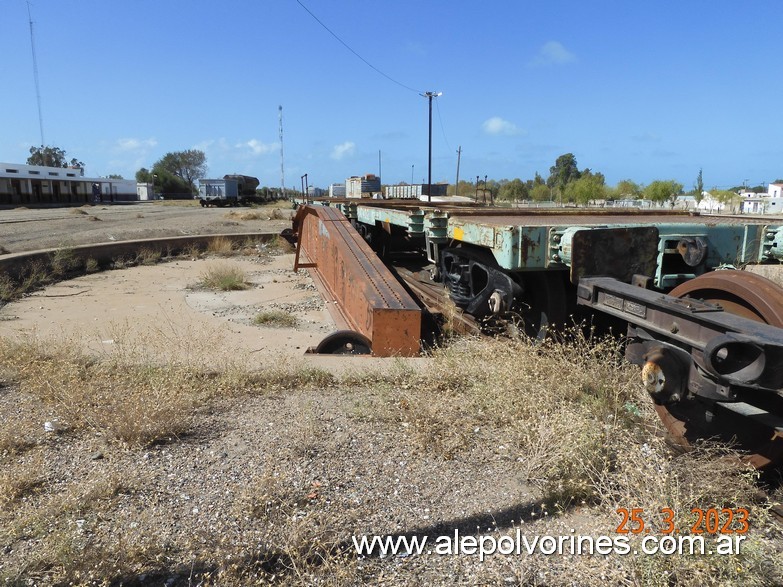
[27,1,46,162]
[278,105,286,200]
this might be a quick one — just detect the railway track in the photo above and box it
[391,264,481,337]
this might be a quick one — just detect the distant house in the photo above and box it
[346,174,382,198]
[739,184,783,214]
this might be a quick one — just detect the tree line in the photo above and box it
[451,153,778,207]
[452,153,689,206]
[25,145,778,205]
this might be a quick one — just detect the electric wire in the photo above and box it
[434,96,452,152]
[294,0,423,94]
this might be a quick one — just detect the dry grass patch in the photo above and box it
[253,309,297,328]
[85,257,100,273]
[199,262,248,291]
[135,246,162,265]
[0,454,48,507]
[205,235,237,256]
[0,337,214,447]
[224,210,266,221]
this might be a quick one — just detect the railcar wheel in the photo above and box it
[314,330,372,355]
[657,271,783,468]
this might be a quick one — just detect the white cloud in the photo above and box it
[114,137,157,152]
[240,139,276,156]
[331,141,355,160]
[482,117,523,136]
[529,41,576,66]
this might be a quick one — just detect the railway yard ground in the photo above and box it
[1,201,783,586]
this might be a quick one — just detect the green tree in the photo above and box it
[564,174,607,206]
[712,189,740,212]
[136,165,190,195]
[644,180,683,204]
[547,153,581,192]
[27,145,84,169]
[497,178,529,202]
[693,168,704,204]
[530,183,551,202]
[136,168,153,183]
[613,179,642,200]
[450,180,476,197]
[154,149,207,193]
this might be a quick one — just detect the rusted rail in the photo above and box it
[392,265,481,336]
[292,205,422,357]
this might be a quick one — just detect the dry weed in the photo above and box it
[254,309,298,328]
[136,246,162,265]
[224,459,357,585]
[199,262,248,291]
[182,242,203,259]
[0,336,211,447]
[205,235,236,256]
[0,454,47,508]
[84,257,100,273]
[225,210,265,221]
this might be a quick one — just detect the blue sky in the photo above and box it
[1,0,781,190]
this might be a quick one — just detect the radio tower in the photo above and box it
[27,1,46,163]
[278,105,286,200]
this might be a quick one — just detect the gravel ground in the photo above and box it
[0,201,293,253]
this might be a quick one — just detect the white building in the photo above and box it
[328,183,346,198]
[0,162,137,205]
[740,183,783,214]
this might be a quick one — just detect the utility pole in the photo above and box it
[455,146,461,197]
[421,91,442,203]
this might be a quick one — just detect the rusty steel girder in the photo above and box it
[292,205,422,357]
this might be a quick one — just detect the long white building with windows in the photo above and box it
[0,162,136,205]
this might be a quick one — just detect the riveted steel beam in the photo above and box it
[292,205,422,357]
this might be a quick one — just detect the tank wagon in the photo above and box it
[291,198,783,468]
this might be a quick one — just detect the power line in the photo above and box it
[434,95,451,152]
[294,0,422,94]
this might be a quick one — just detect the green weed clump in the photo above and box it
[253,309,297,328]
